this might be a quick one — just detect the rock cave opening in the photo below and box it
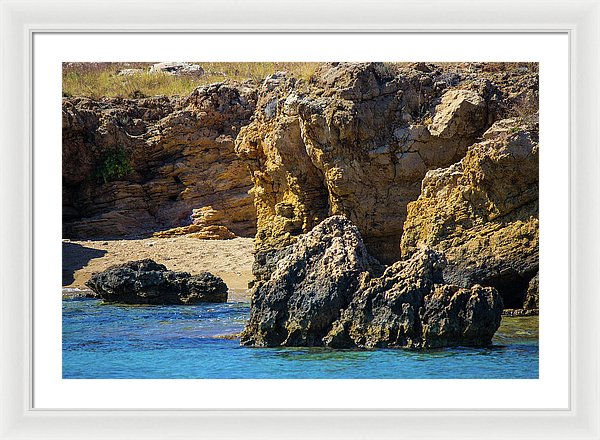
[481,270,537,310]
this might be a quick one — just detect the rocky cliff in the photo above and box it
[400,119,539,310]
[62,82,258,238]
[235,62,538,282]
[63,61,539,316]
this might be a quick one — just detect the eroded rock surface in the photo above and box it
[523,272,539,311]
[240,216,378,347]
[325,248,503,348]
[86,259,228,304]
[63,82,257,238]
[236,62,536,280]
[64,62,539,323]
[241,216,503,348]
[400,120,539,309]
[149,62,204,76]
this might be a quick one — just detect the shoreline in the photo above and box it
[62,236,255,297]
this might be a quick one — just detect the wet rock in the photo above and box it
[241,217,503,349]
[86,259,228,304]
[523,272,539,310]
[240,216,377,347]
[420,284,503,347]
[324,248,503,348]
[251,246,294,283]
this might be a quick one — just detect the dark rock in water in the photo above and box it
[241,216,503,349]
[240,215,379,347]
[420,284,502,348]
[324,248,503,348]
[523,272,539,311]
[324,248,446,348]
[86,259,228,304]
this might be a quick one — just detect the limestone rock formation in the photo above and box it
[428,89,486,138]
[240,216,377,347]
[149,62,205,76]
[241,216,503,348]
[400,120,539,309]
[63,82,257,238]
[324,249,503,349]
[86,259,228,304]
[152,224,236,240]
[523,272,539,311]
[236,62,537,281]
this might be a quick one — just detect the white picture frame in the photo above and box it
[1,0,599,439]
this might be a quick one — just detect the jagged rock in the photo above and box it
[86,259,228,304]
[401,121,539,309]
[420,284,503,347]
[428,89,487,138]
[324,249,503,348]
[240,216,377,347]
[241,217,503,348]
[62,82,257,238]
[523,272,539,310]
[250,246,294,284]
[235,62,525,281]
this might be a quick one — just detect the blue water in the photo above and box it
[62,298,539,379]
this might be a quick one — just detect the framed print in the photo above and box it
[1,0,599,439]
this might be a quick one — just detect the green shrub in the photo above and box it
[94,148,133,183]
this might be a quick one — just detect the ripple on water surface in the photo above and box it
[62,298,539,379]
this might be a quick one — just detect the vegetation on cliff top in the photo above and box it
[62,61,537,100]
[62,62,320,99]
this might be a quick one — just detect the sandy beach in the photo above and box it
[62,237,254,300]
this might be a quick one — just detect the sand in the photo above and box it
[62,236,255,300]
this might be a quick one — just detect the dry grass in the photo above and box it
[62,62,320,99]
[383,61,538,75]
[63,61,539,99]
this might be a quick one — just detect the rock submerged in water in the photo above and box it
[325,249,503,348]
[86,259,228,304]
[241,216,503,348]
[240,216,381,347]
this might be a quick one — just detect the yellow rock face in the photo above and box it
[235,63,507,270]
[401,123,539,308]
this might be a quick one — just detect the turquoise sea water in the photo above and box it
[62,297,539,379]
